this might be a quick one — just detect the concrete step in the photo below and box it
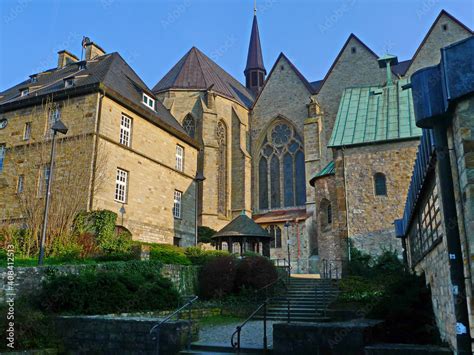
[183,342,267,354]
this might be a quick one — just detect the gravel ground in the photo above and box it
[199,320,279,348]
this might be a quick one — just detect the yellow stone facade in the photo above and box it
[0,91,198,246]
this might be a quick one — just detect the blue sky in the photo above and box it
[0,0,472,90]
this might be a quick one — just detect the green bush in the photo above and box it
[337,276,384,303]
[73,210,132,255]
[235,256,278,291]
[39,265,179,315]
[149,244,191,265]
[0,299,58,351]
[185,247,229,265]
[199,255,238,299]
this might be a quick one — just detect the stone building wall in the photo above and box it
[313,175,342,265]
[314,36,389,168]
[449,95,474,342]
[0,94,98,221]
[251,54,314,212]
[258,220,310,273]
[93,96,198,246]
[341,140,419,245]
[156,90,251,231]
[405,12,472,77]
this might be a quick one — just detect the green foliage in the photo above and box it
[149,244,191,265]
[0,226,36,258]
[369,273,441,344]
[0,299,58,351]
[199,255,238,299]
[336,246,441,345]
[184,247,229,265]
[73,210,132,255]
[39,263,178,315]
[198,226,217,244]
[235,256,278,291]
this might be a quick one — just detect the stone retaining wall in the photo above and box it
[0,263,199,302]
[55,315,197,354]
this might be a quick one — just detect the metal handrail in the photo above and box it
[149,295,198,355]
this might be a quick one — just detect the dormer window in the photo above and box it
[30,75,38,83]
[64,78,75,88]
[20,88,29,97]
[142,93,155,110]
[77,61,87,70]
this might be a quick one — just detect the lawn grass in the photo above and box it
[0,257,99,267]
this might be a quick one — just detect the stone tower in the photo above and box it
[245,11,266,95]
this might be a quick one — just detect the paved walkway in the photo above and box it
[199,320,279,348]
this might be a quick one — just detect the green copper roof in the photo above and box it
[309,161,335,186]
[328,79,422,148]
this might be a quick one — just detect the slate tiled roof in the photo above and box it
[152,47,255,108]
[328,78,422,148]
[245,14,266,74]
[310,80,323,94]
[391,59,412,76]
[309,161,335,186]
[0,52,188,136]
[212,214,270,239]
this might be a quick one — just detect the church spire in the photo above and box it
[245,6,266,95]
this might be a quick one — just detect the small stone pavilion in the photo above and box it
[212,214,271,257]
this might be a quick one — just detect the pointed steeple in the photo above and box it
[245,9,266,95]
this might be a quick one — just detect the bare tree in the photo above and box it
[5,97,107,256]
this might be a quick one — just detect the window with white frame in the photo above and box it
[173,190,182,219]
[175,145,184,172]
[115,168,128,203]
[64,78,75,88]
[46,106,61,137]
[120,115,132,147]
[17,175,24,193]
[20,88,29,97]
[0,144,5,173]
[142,93,155,110]
[23,122,31,140]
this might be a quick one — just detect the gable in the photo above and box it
[405,11,472,76]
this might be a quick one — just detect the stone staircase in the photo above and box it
[255,277,339,322]
[180,342,266,354]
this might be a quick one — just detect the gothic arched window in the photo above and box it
[182,114,196,138]
[266,225,282,249]
[258,121,306,210]
[374,173,387,196]
[216,121,228,215]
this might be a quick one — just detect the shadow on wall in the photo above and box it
[173,181,196,248]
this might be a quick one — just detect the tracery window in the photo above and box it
[216,121,228,216]
[258,121,306,210]
[183,114,196,138]
[266,225,282,249]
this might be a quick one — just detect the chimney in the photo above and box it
[85,41,106,60]
[57,50,79,68]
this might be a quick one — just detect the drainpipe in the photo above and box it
[88,92,104,211]
[433,124,472,354]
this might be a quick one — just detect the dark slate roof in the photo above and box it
[212,214,270,239]
[328,78,422,148]
[245,14,266,74]
[309,161,335,186]
[152,47,255,108]
[392,59,412,76]
[0,52,189,138]
[310,80,323,94]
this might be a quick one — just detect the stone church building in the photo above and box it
[0,7,471,274]
[151,9,472,272]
